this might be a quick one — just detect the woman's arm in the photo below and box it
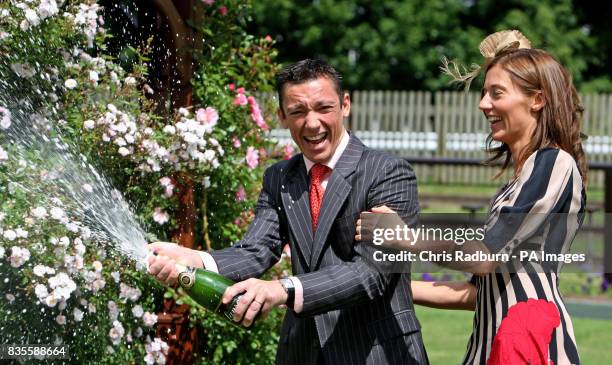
[412,280,476,311]
[356,205,498,273]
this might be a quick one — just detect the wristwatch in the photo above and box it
[279,277,295,309]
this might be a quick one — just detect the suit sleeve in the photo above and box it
[295,157,418,316]
[210,167,284,282]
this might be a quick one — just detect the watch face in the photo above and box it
[281,278,294,290]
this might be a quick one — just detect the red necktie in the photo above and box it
[310,163,330,232]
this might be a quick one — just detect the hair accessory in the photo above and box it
[441,30,532,90]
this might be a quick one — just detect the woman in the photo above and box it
[357,30,586,365]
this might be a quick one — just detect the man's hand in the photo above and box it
[222,278,288,328]
[147,241,203,286]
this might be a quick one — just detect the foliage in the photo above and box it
[1,0,286,364]
[249,0,610,92]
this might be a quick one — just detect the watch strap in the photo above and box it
[280,278,295,309]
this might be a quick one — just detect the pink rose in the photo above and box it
[196,107,219,127]
[233,93,248,106]
[248,97,269,131]
[283,143,294,160]
[245,147,259,169]
[219,6,228,15]
[235,186,246,202]
[232,137,241,148]
[152,208,169,225]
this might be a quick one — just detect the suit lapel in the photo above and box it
[280,157,314,268]
[309,135,365,268]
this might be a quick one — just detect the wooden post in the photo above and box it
[604,168,612,283]
[147,1,201,363]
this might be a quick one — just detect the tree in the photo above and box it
[249,0,608,91]
[0,1,285,364]
[572,0,612,92]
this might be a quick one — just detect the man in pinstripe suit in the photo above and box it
[148,59,428,364]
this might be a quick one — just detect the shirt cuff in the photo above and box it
[197,251,219,273]
[290,276,303,313]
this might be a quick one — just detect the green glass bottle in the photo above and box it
[175,264,245,325]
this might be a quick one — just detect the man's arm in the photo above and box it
[147,166,285,286]
[209,166,285,281]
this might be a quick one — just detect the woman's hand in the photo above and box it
[355,205,396,240]
[355,205,410,250]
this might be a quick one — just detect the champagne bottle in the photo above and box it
[175,264,246,325]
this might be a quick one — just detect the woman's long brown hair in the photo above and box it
[483,49,588,184]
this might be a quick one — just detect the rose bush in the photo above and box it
[1,0,290,363]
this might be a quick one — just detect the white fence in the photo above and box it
[268,91,612,188]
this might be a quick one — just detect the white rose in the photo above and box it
[31,206,48,219]
[24,9,40,27]
[92,261,103,272]
[0,146,8,162]
[0,107,11,129]
[124,76,136,86]
[132,305,144,318]
[50,207,65,220]
[33,265,51,277]
[15,228,28,238]
[89,70,99,82]
[142,312,158,327]
[56,315,66,325]
[162,125,176,135]
[64,79,77,89]
[45,295,58,307]
[35,284,49,299]
[118,147,130,156]
[73,308,84,322]
[9,246,30,267]
[3,230,16,241]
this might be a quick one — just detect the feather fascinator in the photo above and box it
[441,30,532,90]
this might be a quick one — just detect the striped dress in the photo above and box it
[462,148,584,365]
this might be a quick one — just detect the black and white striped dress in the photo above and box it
[462,148,584,365]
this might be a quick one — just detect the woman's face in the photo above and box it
[479,64,539,149]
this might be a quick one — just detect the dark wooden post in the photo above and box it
[147,1,202,363]
[604,169,612,283]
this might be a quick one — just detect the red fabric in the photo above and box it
[309,164,330,232]
[487,299,560,365]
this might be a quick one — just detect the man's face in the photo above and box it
[278,77,350,164]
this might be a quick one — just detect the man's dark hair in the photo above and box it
[275,59,344,113]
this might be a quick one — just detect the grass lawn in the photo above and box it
[416,306,612,364]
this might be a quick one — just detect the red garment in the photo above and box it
[487,299,560,365]
[309,164,330,232]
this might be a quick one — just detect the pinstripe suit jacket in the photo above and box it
[211,135,428,364]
